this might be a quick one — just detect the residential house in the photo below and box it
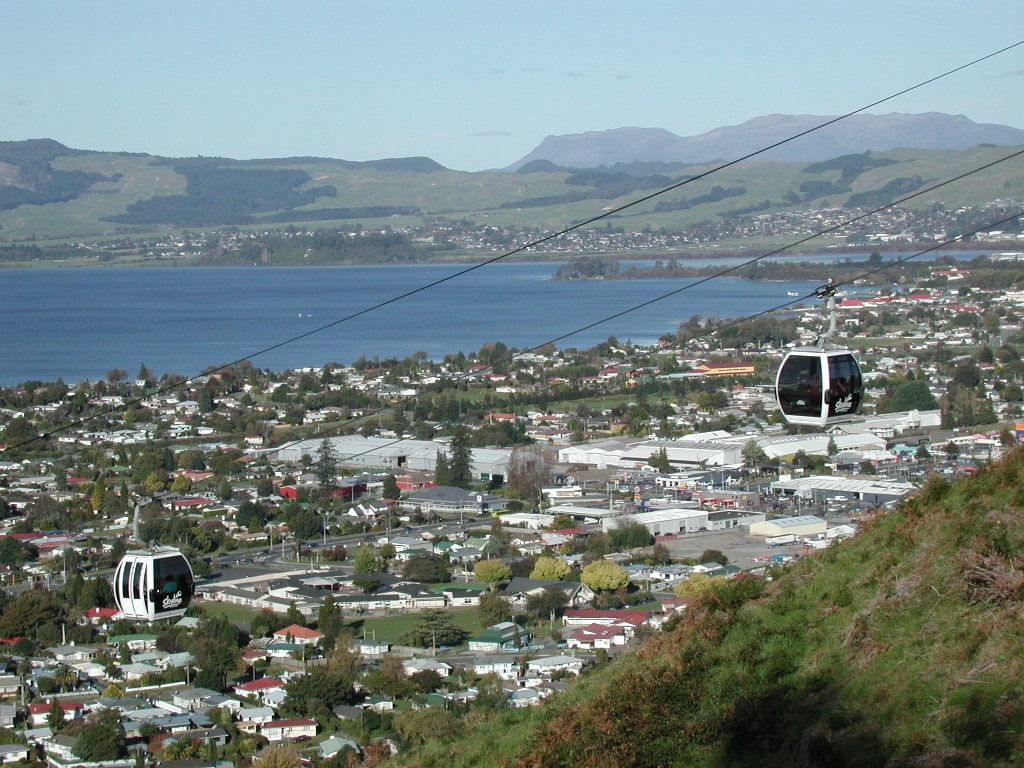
[562,608,652,639]
[29,701,84,727]
[171,688,221,712]
[471,656,519,680]
[0,744,29,764]
[508,688,542,708]
[260,718,317,743]
[318,735,361,760]
[503,577,595,609]
[234,677,286,706]
[0,677,20,699]
[354,639,391,659]
[46,645,101,664]
[80,607,119,627]
[272,624,323,646]
[468,621,531,652]
[235,705,275,734]
[402,658,451,678]
[443,587,481,607]
[525,654,587,678]
[566,623,628,650]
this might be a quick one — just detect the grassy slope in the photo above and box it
[399,447,1024,768]
[1,146,1022,244]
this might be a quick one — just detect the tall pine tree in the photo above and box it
[448,425,473,489]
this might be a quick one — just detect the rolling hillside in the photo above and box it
[399,447,1024,767]
[0,135,1022,247]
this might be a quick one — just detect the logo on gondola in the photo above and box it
[160,591,184,610]
[833,395,854,414]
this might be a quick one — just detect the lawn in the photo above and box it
[347,606,488,647]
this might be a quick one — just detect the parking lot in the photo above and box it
[658,527,805,566]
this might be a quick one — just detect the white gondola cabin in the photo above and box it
[775,348,863,428]
[775,281,864,429]
[113,546,195,622]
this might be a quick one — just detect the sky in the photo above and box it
[4,1,1024,172]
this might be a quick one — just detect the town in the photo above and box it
[0,253,1022,767]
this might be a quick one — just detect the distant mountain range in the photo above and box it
[506,112,1024,170]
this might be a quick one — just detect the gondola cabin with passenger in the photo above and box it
[113,546,195,622]
[776,348,862,428]
[775,282,864,429]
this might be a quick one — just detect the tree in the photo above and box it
[363,654,415,699]
[742,439,769,468]
[314,438,338,495]
[530,555,573,581]
[882,379,939,413]
[163,737,204,761]
[698,549,729,565]
[216,479,233,501]
[478,592,513,627]
[401,609,468,648]
[317,594,343,645]
[170,473,192,494]
[507,446,551,502]
[74,708,127,761]
[382,474,401,502]
[473,559,511,590]
[474,672,508,711]
[282,668,358,717]
[46,698,65,731]
[447,425,473,489]
[394,708,463,746]
[609,523,654,550]
[0,589,63,638]
[647,447,671,473]
[90,477,107,512]
[434,451,451,487]
[253,744,302,768]
[649,542,673,565]
[409,667,444,692]
[581,560,630,592]
[525,587,569,621]
[54,665,78,692]
[325,636,362,682]
[400,553,449,584]
[674,573,722,600]
[353,545,380,574]
[188,614,242,690]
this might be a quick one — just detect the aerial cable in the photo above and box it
[3,39,1023,453]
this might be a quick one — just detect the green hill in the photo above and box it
[0,140,1022,246]
[400,448,1024,767]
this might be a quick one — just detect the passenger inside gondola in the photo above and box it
[778,355,823,418]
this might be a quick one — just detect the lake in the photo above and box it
[0,252,955,386]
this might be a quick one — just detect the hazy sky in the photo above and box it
[4,1,1024,171]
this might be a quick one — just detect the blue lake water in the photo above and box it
[0,252,957,385]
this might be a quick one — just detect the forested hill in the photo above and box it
[401,447,1024,768]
